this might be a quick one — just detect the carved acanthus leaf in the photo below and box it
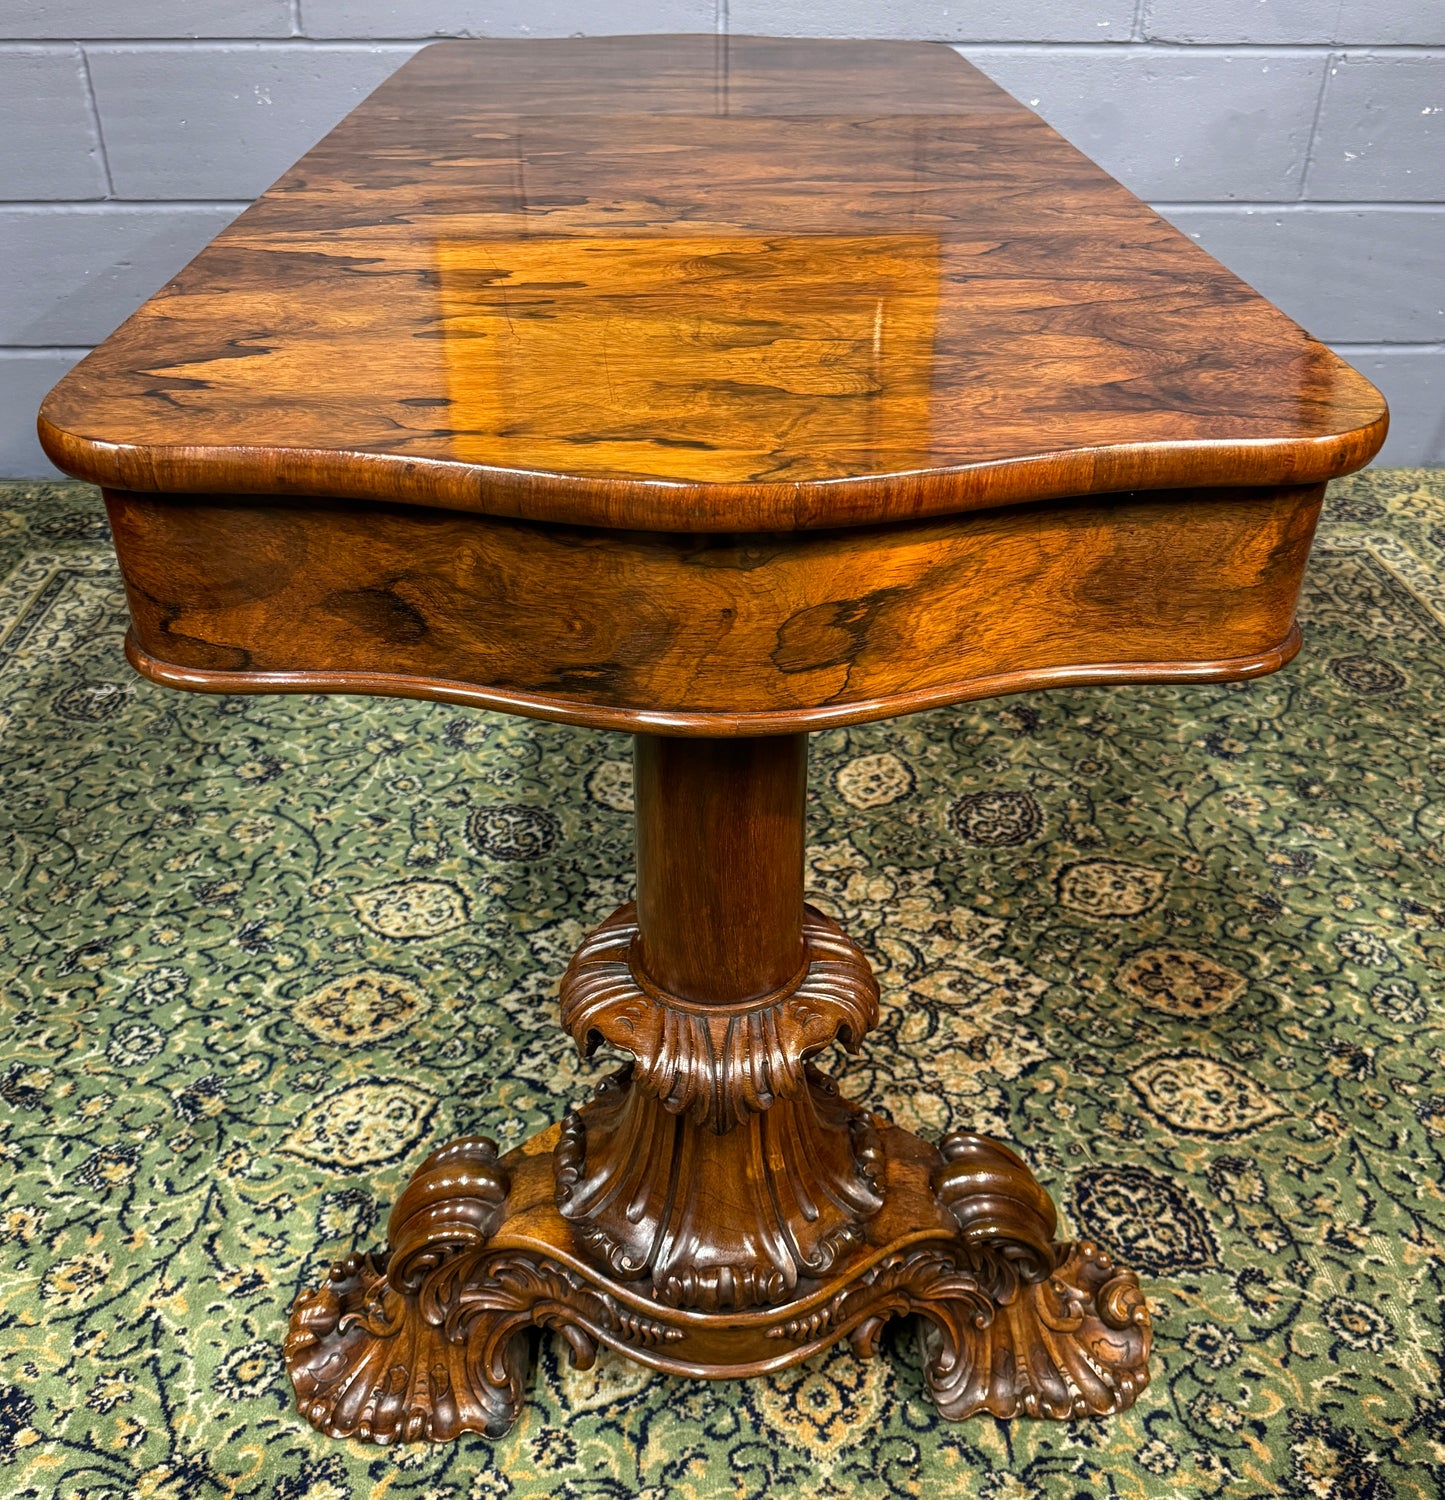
[558,901,879,1132]
[555,1063,885,1311]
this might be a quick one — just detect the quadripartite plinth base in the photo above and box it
[285,1073,1150,1444]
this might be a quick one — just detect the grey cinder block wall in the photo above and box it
[2,1,1441,474]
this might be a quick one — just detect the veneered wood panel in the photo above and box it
[107,481,1321,734]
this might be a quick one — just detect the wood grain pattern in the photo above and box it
[634,735,807,1003]
[106,481,1320,734]
[39,36,1385,531]
[51,35,1370,1444]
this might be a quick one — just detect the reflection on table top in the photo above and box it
[39,36,1387,532]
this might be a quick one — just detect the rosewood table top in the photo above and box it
[38,35,1387,1449]
[40,34,1384,533]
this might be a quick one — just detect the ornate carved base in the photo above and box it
[288,833,1151,1447]
[553,902,888,1309]
[555,1065,886,1310]
[285,1101,1151,1444]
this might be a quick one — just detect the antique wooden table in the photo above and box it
[39,35,1387,1445]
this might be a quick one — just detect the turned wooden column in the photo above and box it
[553,731,885,1310]
[634,734,807,1006]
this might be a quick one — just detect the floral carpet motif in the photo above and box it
[0,470,1442,1499]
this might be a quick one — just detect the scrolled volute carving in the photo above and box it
[558,901,879,1132]
[285,1130,693,1447]
[388,1135,510,1292]
[931,1131,1059,1302]
[284,1136,520,1443]
[765,1240,1151,1422]
[924,1240,1152,1420]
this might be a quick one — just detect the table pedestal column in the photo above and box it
[284,734,1151,1444]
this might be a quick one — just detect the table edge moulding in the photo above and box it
[37,33,1387,1446]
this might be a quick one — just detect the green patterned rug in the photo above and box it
[1,471,1442,1500]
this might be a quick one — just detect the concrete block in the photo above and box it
[1145,0,1445,44]
[0,47,107,200]
[1159,206,1445,344]
[1334,0,1445,45]
[967,47,1324,201]
[1335,347,1445,465]
[1309,57,1445,202]
[300,0,714,37]
[727,0,1134,43]
[0,206,243,346]
[86,43,419,200]
[0,1,292,39]
[0,350,80,476]
[1144,0,1331,44]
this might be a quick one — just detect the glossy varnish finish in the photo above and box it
[106,481,1321,734]
[634,736,806,1002]
[40,36,1385,531]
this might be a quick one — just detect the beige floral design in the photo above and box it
[1116,947,1247,1016]
[1055,858,1167,918]
[834,751,916,809]
[294,970,426,1045]
[281,1081,438,1167]
[585,758,635,812]
[352,879,469,938]
[1130,1051,1286,1138]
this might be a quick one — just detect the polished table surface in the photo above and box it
[39,35,1386,1448]
[40,35,1384,533]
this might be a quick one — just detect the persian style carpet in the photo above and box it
[0,470,1442,1500]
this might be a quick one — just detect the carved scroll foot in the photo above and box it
[763,1129,1151,1423]
[285,1247,529,1442]
[913,1131,1152,1420]
[285,1136,532,1443]
[916,1239,1152,1421]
